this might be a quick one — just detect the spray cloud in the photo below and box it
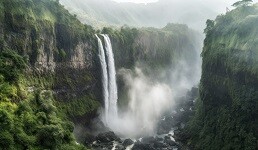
[106,67,173,138]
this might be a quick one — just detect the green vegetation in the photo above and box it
[0,0,101,149]
[102,26,139,69]
[0,49,26,83]
[1,0,96,63]
[0,91,85,149]
[186,3,258,150]
[0,49,85,149]
[57,95,99,118]
[232,0,253,7]
[1,0,100,120]
[102,23,199,71]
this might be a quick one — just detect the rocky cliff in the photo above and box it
[186,4,258,150]
[0,0,102,124]
[104,24,201,71]
[0,1,100,148]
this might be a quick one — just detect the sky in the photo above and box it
[112,0,158,3]
[113,0,258,4]
[60,0,258,31]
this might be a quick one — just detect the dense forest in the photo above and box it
[185,2,258,150]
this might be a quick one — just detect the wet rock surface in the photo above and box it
[123,139,134,147]
[96,131,121,143]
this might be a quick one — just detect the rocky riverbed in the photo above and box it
[82,87,198,150]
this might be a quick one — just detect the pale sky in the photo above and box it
[112,0,158,4]
[113,0,258,4]
[61,0,258,31]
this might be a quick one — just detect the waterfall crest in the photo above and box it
[96,34,118,125]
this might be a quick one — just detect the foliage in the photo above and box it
[0,88,85,149]
[57,95,100,118]
[101,26,139,69]
[232,0,253,7]
[102,23,199,71]
[0,0,100,149]
[187,3,258,150]
[204,19,214,34]
[0,49,26,83]
[0,50,85,148]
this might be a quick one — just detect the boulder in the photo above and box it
[164,138,177,146]
[132,141,154,150]
[84,133,95,146]
[115,144,125,150]
[153,141,167,148]
[96,131,120,143]
[123,139,134,147]
[173,130,191,143]
[155,136,163,142]
[141,136,156,144]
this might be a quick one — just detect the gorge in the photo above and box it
[0,0,257,150]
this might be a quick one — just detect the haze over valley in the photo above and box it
[60,0,254,30]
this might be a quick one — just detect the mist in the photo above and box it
[102,56,201,138]
[104,67,173,138]
[59,0,257,31]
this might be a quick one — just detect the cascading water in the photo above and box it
[95,34,109,124]
[96,34,118,125]
[101,34,118,118]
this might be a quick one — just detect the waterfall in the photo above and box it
[102,34,118,118]
[95,34,109,124]
[96,34,118,125]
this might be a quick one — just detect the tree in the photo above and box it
[204,19,215,34]
[232,0,253,7]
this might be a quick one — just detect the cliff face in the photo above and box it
[0,1,99,148]
[187,4,258,150]
[109,24,201,74]
[0,0,101,126]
